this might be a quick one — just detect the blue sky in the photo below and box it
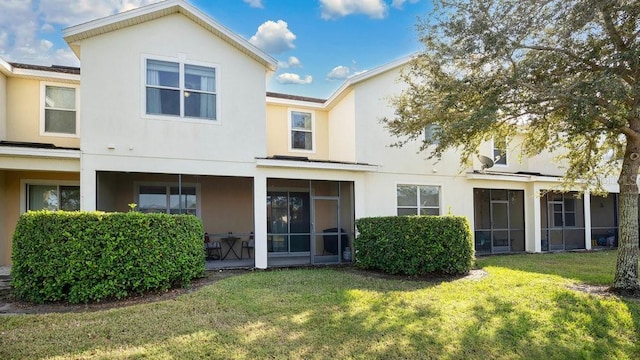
[0,0,432,98]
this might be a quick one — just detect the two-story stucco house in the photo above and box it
[0,0,622,268]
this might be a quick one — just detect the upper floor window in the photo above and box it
[424,124,441,145]
[289,110,314,151]
[41,83,78,136]
[145,58,217,121]
[397,184,440,216]
[493,136,507,165]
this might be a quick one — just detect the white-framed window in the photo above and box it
[289,109,314,151]
[424,124,441,145]
[136,183,199,215]
[397,184,440,216]
[493,136,507,165]
[144,56,218,121]
[25,182,80,211]
[40,82,79,136]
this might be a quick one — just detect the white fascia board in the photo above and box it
[324,54,415,109]
[266,96,325,109]
[0,57,11,75]
[256,158,378,172]
[0,146,81,159]
[11,68,80,83]
[466,171,563,183]
[62,0,277,71]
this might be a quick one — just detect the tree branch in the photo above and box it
[599,4,629,53]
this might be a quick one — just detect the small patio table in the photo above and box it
[221,235,241,260]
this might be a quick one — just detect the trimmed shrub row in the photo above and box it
[11,211,205,304]
[354,216,474,275]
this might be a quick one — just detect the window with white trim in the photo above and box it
[27,184,80,211]
[138,184,197,215]
[397,185,440,216]
[145,58,217,120]
[290,110,313,151]
[493,136,507,165]
[41,84,78,135]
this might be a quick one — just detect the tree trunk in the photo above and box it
[613,138,640,293]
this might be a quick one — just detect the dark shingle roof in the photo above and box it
[267,92,325,104]
[9,62,80,75]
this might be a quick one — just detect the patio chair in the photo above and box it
[241,232,255,259]
[204,233,222,260]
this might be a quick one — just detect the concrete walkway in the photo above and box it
[0,266,10,276]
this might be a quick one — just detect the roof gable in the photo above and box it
[62,0,276,71]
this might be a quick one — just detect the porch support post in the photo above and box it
[253,174,268,269]
[531,184,542,252]
[80,167,97,211]
[584,191,592,250]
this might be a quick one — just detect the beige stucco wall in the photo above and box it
[0,170,80,266]
[266,103,329,160]
[5,77,80,148]
[0,72,6,140]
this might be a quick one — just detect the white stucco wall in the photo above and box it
[328,90,356,162]
[78,14,268,172]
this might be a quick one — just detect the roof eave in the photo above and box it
[324,54,415,109]
[62,0,277,71]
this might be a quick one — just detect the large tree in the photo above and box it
[384,0,640,292]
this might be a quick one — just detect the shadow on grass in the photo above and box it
[476,250,619,285]
[2,266,640,359]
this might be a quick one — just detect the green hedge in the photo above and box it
[11,211,205,304]
[354,216,474,276]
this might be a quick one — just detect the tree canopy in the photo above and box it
[384,0,640,291]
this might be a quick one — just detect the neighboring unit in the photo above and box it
[0,0,621,268]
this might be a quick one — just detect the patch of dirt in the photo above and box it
[0,269,250,315]
[567,283,615,298]
[338,267,489,282]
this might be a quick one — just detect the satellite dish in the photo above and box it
[477,155,494,170]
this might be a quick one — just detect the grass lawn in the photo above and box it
[1,250,639,359]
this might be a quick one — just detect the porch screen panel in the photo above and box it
[289,192,310,252]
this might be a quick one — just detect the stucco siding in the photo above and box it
[328,90,356,162]
[0,72,6,141]
[78,14,267,167]
[0,170,80,265]
[5,77,80,148]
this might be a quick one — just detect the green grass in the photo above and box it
[1,251,639,359]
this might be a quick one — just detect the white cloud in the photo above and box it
[326,65,351,80]
[278,56,302,69]
[320,0,388,20]
[39,0,162,26]
[249,20,296,54]
[243,0,264,8]
[0,0,159,66]
[40,23,55,32]
[277,73,313,85]
[391,0,419,9]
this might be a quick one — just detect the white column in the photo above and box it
[80,166,96,211]
[531,184,542,252]
[353,177,366,230]
[584,191,592,250]
[253,174,268,269]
